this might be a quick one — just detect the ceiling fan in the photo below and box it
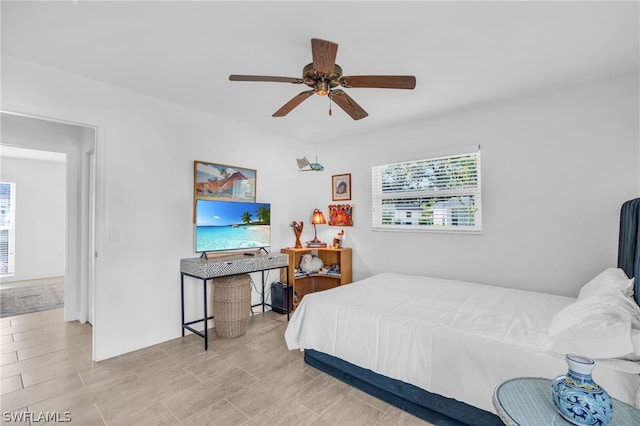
[229,38,416,120]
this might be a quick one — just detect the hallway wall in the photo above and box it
[0,154,66,282]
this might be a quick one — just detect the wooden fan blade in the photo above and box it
[229,75,303,84]
[311,38,338,75]
[329,90,368,120]
[340,75,416,89]
[273,90,315,117]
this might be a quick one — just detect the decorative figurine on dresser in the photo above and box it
[291,221,304,249]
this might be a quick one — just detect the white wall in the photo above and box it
[3,55,638,360]
[312,72,639,296]
[1,56,312,360]
[0,156,66,281]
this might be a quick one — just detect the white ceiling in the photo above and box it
[0,145,67,163]
[2,1,638,144]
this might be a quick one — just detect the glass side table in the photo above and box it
[493,377,640,426]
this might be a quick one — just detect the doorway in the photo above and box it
[0,112,97,329]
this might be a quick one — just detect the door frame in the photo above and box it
[0,110,98,346]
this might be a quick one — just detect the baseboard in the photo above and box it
[0,273,64,284]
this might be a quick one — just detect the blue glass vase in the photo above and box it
[551,354,612,426]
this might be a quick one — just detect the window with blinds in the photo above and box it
[371,147,481,232]
[0,182,16,276]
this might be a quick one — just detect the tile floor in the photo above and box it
[0,308,432,425]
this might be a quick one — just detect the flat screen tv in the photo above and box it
[195,199,271,253]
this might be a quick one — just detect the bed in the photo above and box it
[284,198,640,426]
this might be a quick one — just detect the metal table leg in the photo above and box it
[203,278,208,350]
[181,273,185,337]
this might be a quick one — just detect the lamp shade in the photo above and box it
[311,209,326,225]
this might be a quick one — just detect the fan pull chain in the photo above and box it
[328,95,333,116]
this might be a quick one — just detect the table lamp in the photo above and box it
[310,208,326,244]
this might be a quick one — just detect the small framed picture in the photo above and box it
[328,204,353,226]
[332,173,351,201]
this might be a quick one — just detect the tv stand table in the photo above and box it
[180,252,289,350]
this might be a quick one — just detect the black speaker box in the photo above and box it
[271,281,292,314]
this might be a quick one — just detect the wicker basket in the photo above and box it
[212,274,251,338]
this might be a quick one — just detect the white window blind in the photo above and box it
[371,147,481,233]
[0,182,16,276]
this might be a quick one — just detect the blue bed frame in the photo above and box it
[618,198,640,305]
[304,349,502,426]
[304,198,640,426]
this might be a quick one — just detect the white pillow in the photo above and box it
[578,268,634,300]
[547,291,640,359]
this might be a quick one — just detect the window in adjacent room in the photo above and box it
[371,146,481,233]
[0,182,16,276]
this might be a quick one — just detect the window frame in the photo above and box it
[371,146,482,234]
[0,182,16,276]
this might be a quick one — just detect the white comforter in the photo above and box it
[284,273,640,413]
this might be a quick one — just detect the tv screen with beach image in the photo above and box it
[195,200,271,253]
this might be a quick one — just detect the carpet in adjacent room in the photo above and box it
[0,280,64,318]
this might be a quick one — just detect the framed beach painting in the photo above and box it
[193,161,256,220]
[332,173,351,201]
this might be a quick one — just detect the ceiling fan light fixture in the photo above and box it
[229,38,416,119]
[315,80,330,96]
